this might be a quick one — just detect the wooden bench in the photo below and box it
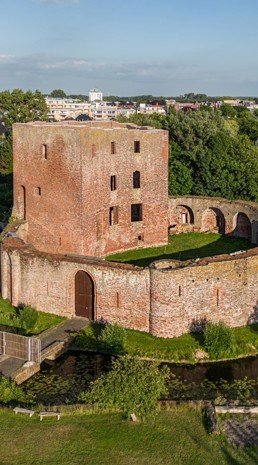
[13,407,35,417]
[39,411,61,421]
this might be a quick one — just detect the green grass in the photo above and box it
[0,407,257,465]
[106,232,255,267]
[0,297,65,334]
[74,322,258,363]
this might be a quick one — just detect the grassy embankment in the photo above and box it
[74,321,258,362]
[0,297,65,334]
[0,407,257,465]
[106,232,255,267]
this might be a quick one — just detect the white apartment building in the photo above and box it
[89,88,103,102]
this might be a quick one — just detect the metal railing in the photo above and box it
[0,331,41,363]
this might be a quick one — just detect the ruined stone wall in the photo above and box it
[169,196,258,244]
[2,241,258,339]
[2,245,150,333]
[150,251,258,338]
[13,122,168,258]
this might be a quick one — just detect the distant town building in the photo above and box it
[89,88,103,102]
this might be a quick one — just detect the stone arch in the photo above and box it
[233,212,252,240]
[75,270,95,320]
[174,205,194,225]
[202,207,225,234]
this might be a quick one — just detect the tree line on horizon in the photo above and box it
[0,88,258,221]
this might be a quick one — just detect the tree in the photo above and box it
[80,357,169,420]
[50,89,67,98]
[0,89,48,126]
[220,104,237,118]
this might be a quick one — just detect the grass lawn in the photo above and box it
[0,297,65,334]
[74,322,258,362]
[0,407,257,465]
[106,232,255,267]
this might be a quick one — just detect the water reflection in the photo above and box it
[23,350,258,405]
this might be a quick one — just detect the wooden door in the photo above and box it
[75,271,94,319]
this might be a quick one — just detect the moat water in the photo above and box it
[22,350,258,405]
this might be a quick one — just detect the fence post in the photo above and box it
[28,337,31,362]
[3,332,6,355]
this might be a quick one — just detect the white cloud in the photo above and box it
[0,54,16,63]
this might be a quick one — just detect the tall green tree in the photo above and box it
[0,89,48,126]
[50,89,67,98]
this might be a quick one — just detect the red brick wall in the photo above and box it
[150,253,258,338]
[13,122,168,257]
[4,248,150,333]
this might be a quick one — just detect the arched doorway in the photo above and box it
[234,212,252,240]
[202,208,225,234]
[75,271,94,319]
[174,205,194,225]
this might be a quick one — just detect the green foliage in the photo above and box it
[220,104,238,118]
[121,108,258,202]
[0,377,30,404]
[80,357,169,420]
[0,89,48,126]
[19,306,38,332]
[97,323,127,355]
[0,296,65,334]
[204,321,235,359]
[50,89,67,98]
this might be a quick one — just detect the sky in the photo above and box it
[1,0,258,97]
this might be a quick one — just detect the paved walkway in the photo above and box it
[0,317,89,381]
[0,355,24,379]
[38,317,89,351]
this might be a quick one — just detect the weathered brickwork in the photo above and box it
[12,122,168,257]
[169,196,258,243]
[1,244,150,333]
[150,252,258,338]
[2,239,258,338]
[1,123,258,339]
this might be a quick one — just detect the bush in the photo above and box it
[19,306,38,332]
[204,321,234,359]
[0,377,31,405]
[97,323,127,355]
[80,357,169,420]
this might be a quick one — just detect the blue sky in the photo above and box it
[1,0,258,96]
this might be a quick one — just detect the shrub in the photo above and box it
[0,377,31,405]
[97,323,127,355]
[19,306,38,332]
[80,356,169,420]
[204,321,234,359]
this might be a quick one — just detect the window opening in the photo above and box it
[110,175,117,191]
[131,203,142,222]
[217,289,219,306]
[42,144,47,159]
[133,171,140,189]
[134,141,140,153]
[111,141,116,154]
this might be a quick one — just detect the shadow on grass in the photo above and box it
[107,234,255,267]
